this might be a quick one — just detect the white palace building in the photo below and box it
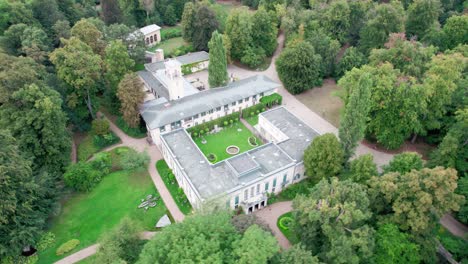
[139,58,319,213]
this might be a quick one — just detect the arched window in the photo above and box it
[150,35,153,43]
[145,38,149,45]
[154,34,158,42]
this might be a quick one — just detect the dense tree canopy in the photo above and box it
[192,5,219,51]
[368,167,464,234]
[348,154,378,184]
[373,224,421,264]
[382,152,424,175]
[304,133,343,182]
[294,178,375,263]
[276,41,322,94]
[406,0,441,40]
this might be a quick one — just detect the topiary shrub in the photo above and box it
[56,239,80,256]
[224,121,228,126]
[207,153,217,163]
[205,128,209,133]
[278,216,293,230]
[193,131,198,137]
[248,137,258,146]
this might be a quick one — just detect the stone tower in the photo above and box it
[164,59,184,100]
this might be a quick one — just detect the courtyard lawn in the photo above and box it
[277,212,299,244]
[156,160,193,215]
[294,78,343,127]
[37,168,167,264]
[193,122,262,162]
[245,115,259,126]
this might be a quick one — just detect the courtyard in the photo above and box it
[193,122,262,163]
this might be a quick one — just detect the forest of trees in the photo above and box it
[0,0,466,263]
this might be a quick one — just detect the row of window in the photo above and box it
[159,93,264,132]
[145,34,159,45]
[233,173,302,206]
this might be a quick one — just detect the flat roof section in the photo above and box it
[261,107,320,161]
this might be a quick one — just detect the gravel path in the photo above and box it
[254,201,293,249]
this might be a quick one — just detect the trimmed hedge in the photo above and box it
[241,103,266,118]
[56,239,80,256]
[259,93,282,107]
[187,112,241,137]
[161,27,182,40]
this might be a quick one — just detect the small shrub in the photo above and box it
[90,152,112,174]
[193,132,198,137]
[93,132,119,148]
[250,112,254,117]
[91,118,110,136]
[224,121,228,126]
[64,162,103,192]
[56,239,80,256]
[256,110,260,114]
[229,119,233,125]
[207,153,217,162]
[121,150,150,170]
[278,216,293,230]
[248,137,258,146]
[205,128,209,133]
[116,116,147,138]
[200,130,205,135]
[37,232,56,251]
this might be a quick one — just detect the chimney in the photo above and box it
[154,49,164,62]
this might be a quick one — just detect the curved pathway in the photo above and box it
[254,201,293,249]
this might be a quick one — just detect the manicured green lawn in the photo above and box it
[156,160,193,215]
[77,131,120,161]
[193,122,262,162]
[245,115,259,126]
[37,168,167,264]
[148,37,187,53]
[277,212,299,244]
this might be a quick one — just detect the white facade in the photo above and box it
[140,24,161,47]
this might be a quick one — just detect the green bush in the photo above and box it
[91,118,110,136]
[56,239,80,256]
[37,232,56,251]
[241,46,266,68]
[116,116,147,138]
[64,162,103,192]
[437,226,468,262]
[121,150,150,170]
[248,137,258,146]
[161,27,182,40]
[278,216,293,230]
[187,112,241,135]
[260,93,282,107]
[90,152,112,174]
[242,103,266,118]
[93,132,120,148]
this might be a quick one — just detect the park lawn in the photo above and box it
[277,212,299,244]
[156,160,193,215]
[193,122,262,162]
[148,37,187,53]
[294,78,343,127]
[37,169,167,264]
[77,131,120,161]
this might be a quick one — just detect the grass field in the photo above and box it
[155,160,193,215]
[37,167,167,264]
[294,79,343,127]
[245,115,259,126]
[277,212,299,244]
[148,37,187,54]
[193,122,262,162]
[77,131,120,161]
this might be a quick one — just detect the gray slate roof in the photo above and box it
[262,107,320,161]
[141,75,280,129]
[138,70,169,99]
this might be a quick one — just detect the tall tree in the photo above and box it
[383,152,423,175]
[208,31,228,88]
[225,9,252,60]
[0,84,71,175]
[137,213,239,263]
[338,70,372,162]
[232,225,279,263]
[303,133,343,183]
[335,47,367,77]
[373,224,421,264]
[95,218,143,264]
[271,244,320,264]
[50,37,102,119]
[305,28,341,77]
[52,20,71,45]
[406,0,441,40]
[104,40,135,111]
[101,0,123,25]
[429,108,468,173]
[320,0,351,44]
[31,0,64,31]
[251,7,278,57]
[117,73,145,128]
[368,167,464,234]
[164,5,177,26]
[181,2,197,41]
[20,26,50,63]
[359,2,405,53]
[71,18,105,55]
[192,5,219,51]
[293,178,375,264]
[276,41,322,94]
[0,130,44,260]
[440,15,468,50]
